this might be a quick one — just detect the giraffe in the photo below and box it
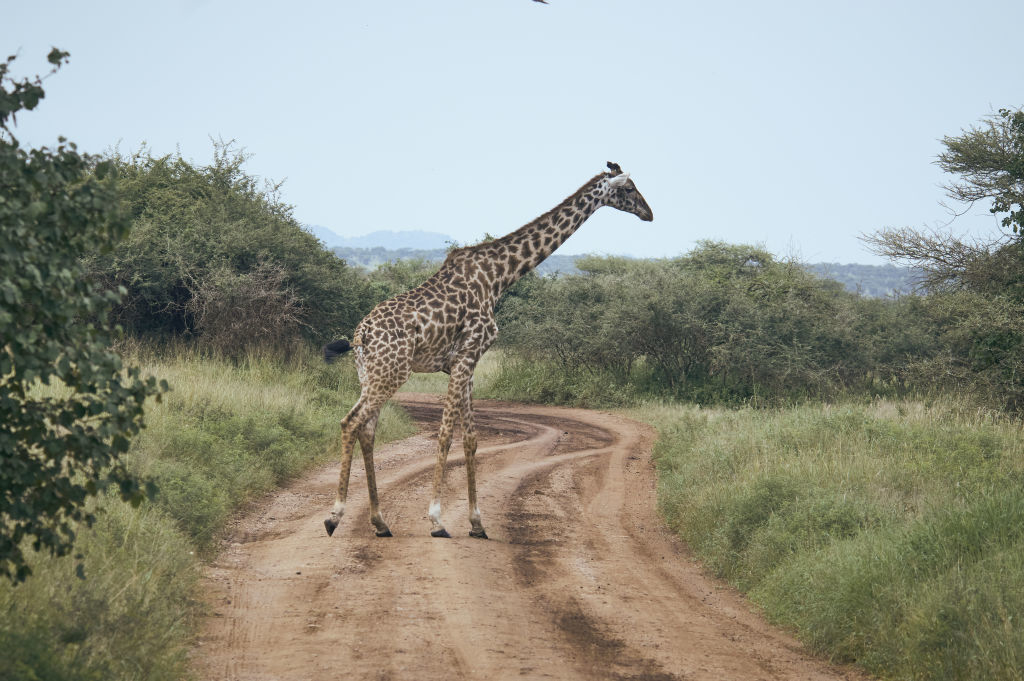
[322,162,653,539]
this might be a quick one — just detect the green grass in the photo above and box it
[637,398,1024,681]
[0,348,413,681]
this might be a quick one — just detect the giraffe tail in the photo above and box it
[323,339,353,364]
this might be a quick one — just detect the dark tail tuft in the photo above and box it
[323,339,352,364]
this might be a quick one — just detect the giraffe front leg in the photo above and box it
[461,381,487,539]
[428,383,462,538]
[428,424,453,538]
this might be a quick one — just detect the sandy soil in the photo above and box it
[194,393,868,681]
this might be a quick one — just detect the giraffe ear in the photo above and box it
[608,172,630,187]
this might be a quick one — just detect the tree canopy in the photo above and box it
[83,144,374,354]
[864,107,1024,295]
[0,50,164,582]
[938,108,1024,235]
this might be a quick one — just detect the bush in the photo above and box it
[365,257,439,300]
[185,260,306,355]
[83,144,374,351]
[493,242,919,407]
[0,49,164,582]
[903,289,1024,412]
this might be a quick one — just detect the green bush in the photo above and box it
[0,49,165,582]
[365,257,440,300]
[83,145,374,352]
[490,239,1024,414]
[481,352,639,407]
[903,289,1024,412]
[492,243,923,407]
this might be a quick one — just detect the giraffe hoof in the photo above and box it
[375,529,393,538]
[430,528,452,538]
[324,518,338,537]
[469,529,489,540]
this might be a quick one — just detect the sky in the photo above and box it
[4,1,1023,264]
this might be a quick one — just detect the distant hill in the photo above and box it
[332,246,581,277]
[332,246,447,268]
[304,225,452,251]
[806,262,920,297]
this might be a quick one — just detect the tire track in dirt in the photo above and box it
[193,393,869,681]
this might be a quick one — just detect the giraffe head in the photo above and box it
[601,162,653,222]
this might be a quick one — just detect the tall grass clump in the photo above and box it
[644,398,1024,680]
[127,347,412,552]
[0,348,412,681]
[0,502,196,681]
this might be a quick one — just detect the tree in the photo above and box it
[939,108,1024,235]
[0,50,165,582]
[864,107,1024,292]
[864,108,1024,412]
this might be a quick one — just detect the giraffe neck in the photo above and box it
[488,173,607,295]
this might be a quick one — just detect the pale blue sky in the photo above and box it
[5,1,1023,263]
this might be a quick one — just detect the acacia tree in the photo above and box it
[864,108,1024,412]
[0,50,165,582]
[939,108,1024,235]
[865,107,1024,291]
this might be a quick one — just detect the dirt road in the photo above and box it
[195,394,865,681]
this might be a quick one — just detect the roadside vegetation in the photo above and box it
[487,241,1024,414]
[642,399,1024,680]
[0,349,411,681]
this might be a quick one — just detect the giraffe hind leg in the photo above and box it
[324,398,363,537]
[325,395,387,536]
[325,341,409,537]
[357,415,392,537]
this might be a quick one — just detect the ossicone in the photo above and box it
[606,161,622,174]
